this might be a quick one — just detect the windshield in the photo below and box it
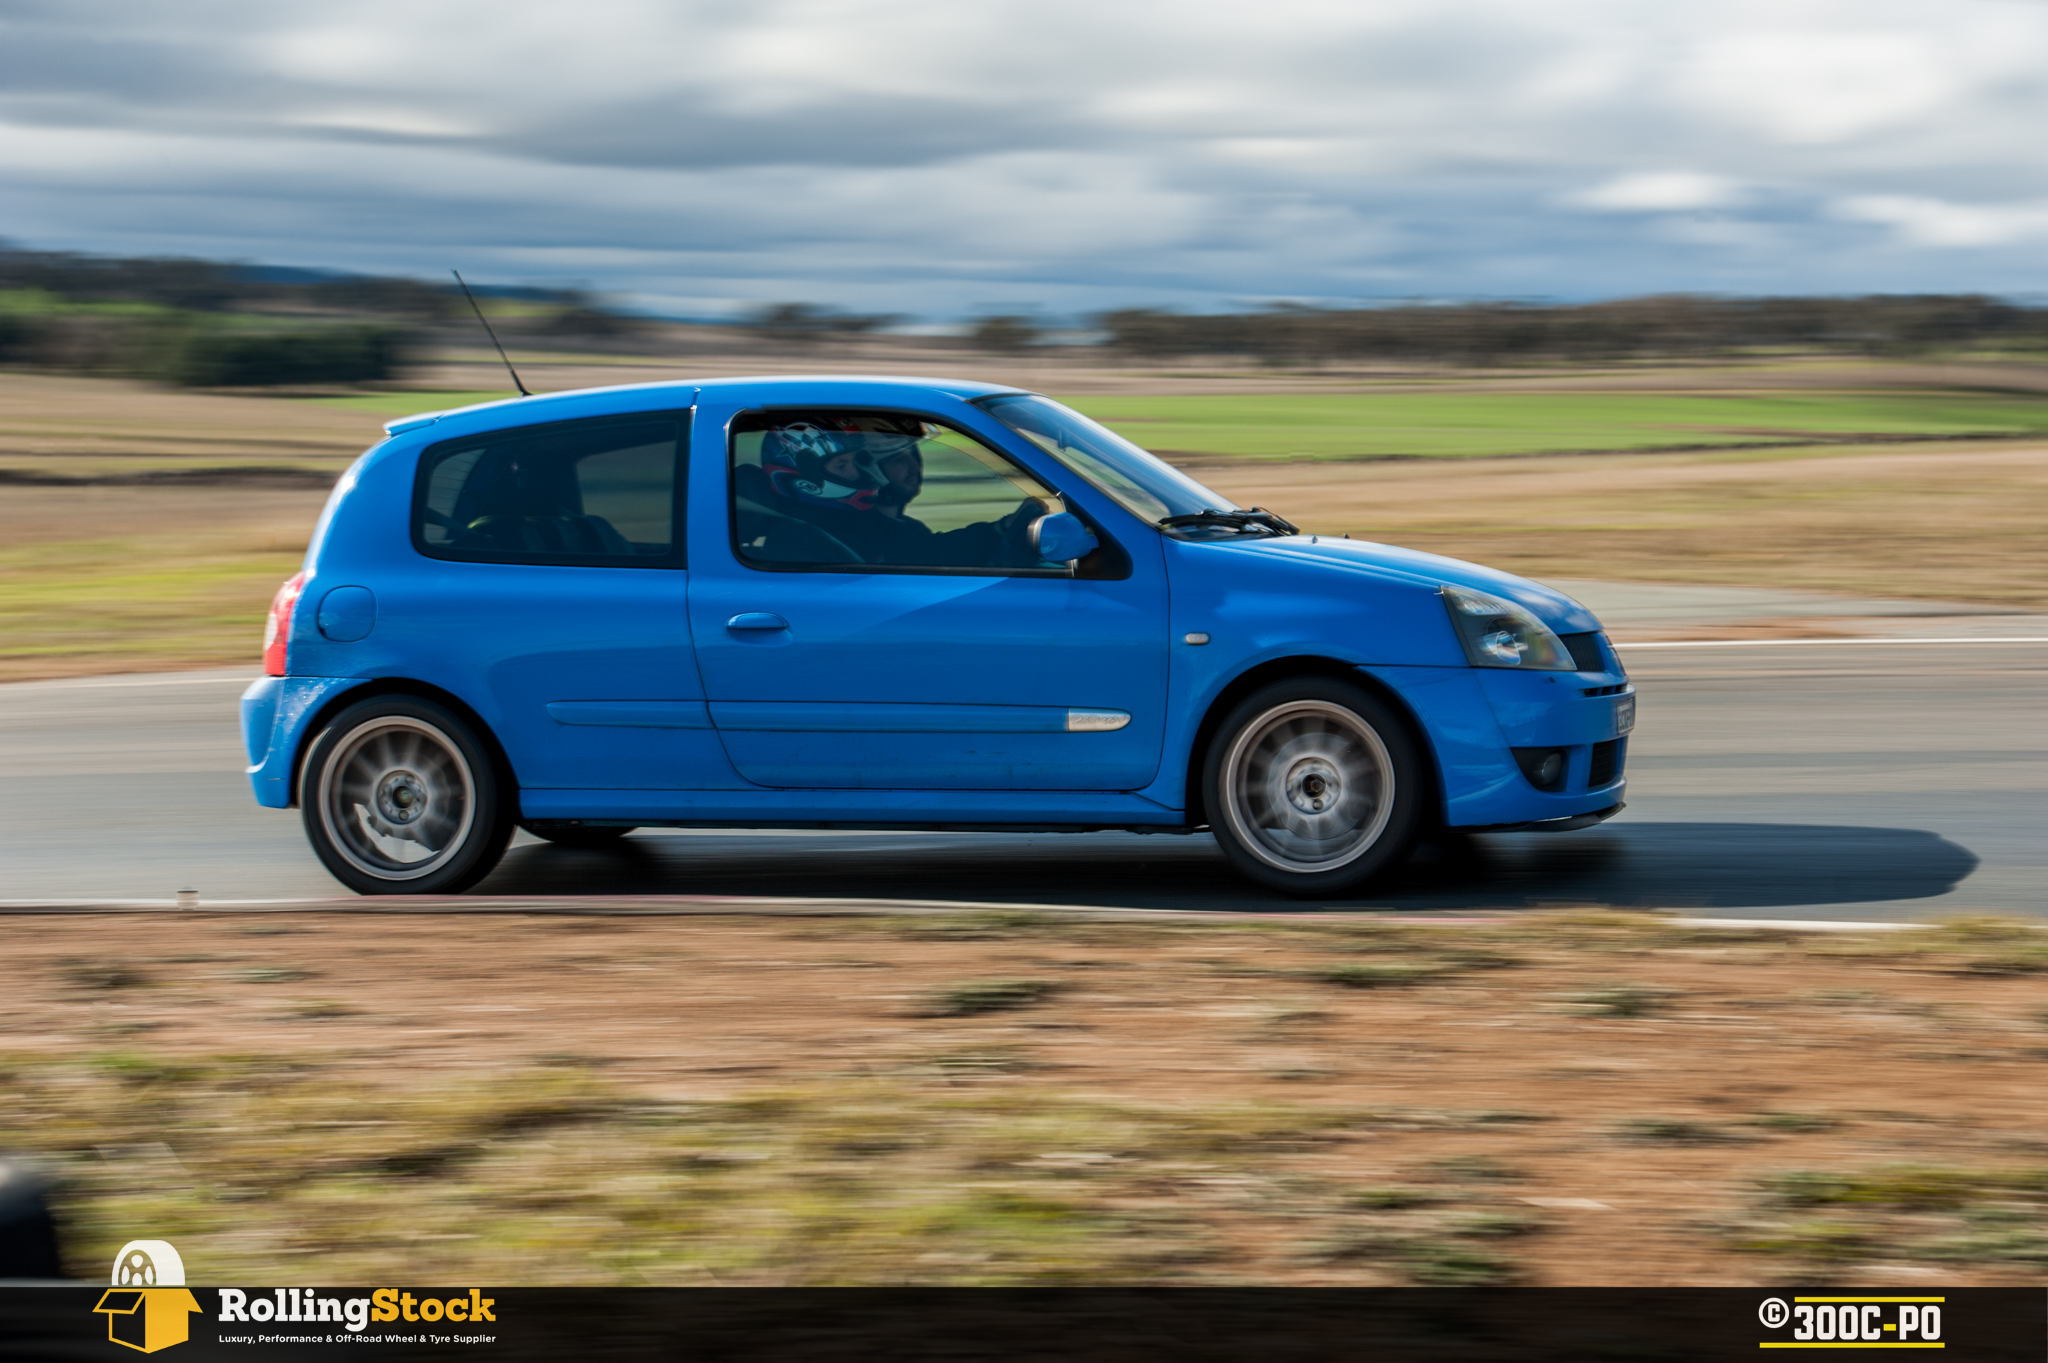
[977,394,1238,526]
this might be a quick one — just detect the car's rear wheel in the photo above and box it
[300,696,513,895]
[525,824,637,849]
[1204,677,1425,897]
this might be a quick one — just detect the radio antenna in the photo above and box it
[451,270,530,396]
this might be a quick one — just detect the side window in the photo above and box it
[415,414,686,567]
[731,410,1069,574]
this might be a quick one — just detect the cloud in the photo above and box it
[1835,194,2048,248]
[0,0,2044,313]
[1567,172,1745,212]
[1677,31,1957,145]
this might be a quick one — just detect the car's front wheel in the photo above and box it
[300,696,513,895]
[1204,677,1425,897]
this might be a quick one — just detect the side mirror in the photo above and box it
[1028,512,1099,565]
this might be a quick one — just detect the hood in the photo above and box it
[1227,535,1605,633]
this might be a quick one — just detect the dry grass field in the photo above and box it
[3,354,2045,679]
[4,908,2046,1286]
[1,483,323,679]
[1201,441,2048,608]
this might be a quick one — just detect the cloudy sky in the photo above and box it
[3,0,2046,318]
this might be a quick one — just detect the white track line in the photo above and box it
[0,897,1966,932]
[1617,636,2048,649]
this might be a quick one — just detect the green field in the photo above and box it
[310,387,2048,461]
[1059,391,2048,460]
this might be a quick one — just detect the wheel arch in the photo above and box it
[286,678,519,810]
[1182,656,1444,829]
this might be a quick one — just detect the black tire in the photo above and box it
[1202,676,1426,897]
[524,825,636,849]
[299,696,514,895]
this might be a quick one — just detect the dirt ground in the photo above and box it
[5,909,2046,1286]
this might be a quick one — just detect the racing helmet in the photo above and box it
[762,421,883,510]
[862,428,925,507]
[856,428,922,464]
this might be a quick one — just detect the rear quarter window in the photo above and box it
[413,412,688,567]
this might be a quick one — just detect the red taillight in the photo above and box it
[263,571,306,677]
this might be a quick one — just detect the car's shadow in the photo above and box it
[475,820,1979,914]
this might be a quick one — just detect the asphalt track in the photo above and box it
[2,639,2041,921]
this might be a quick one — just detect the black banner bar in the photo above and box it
[5,1286,2043,1361]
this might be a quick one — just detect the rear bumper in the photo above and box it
[241,675,367,808]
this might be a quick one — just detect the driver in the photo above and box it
[764,420,1041,567]
[872,436,925,520]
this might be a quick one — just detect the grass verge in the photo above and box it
[4,1053,1543,1286]
[4,909,2047,1284]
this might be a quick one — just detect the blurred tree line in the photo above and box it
[1094,295,2048,364]
[0,247,641,386]
[745,305,1043,353]
[746,302,904,342]
[8,244,2042,381]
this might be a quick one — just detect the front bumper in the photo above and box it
[1464,801,1625,834]
[1364,663,1632,828]
[241,675,367,808]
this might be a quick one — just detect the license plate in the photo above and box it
[1614,693,1636,736]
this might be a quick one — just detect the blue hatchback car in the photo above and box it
[243,376,1632,897]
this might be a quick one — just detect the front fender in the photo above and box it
[1136,537,1460,810]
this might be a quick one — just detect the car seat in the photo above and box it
[461,511,634,556]
[732,461,864,564]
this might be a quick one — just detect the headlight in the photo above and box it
[1440,585,1575,670]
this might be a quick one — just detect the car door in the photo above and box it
[392,407,724,791]
[685,395,1168,791]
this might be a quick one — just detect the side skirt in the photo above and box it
[517,787,1187,829]
[524,819,1204,835]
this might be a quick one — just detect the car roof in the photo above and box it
[382,375,1031,436]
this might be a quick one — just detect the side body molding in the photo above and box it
[707,702,1129,734]
[547,701,715,729]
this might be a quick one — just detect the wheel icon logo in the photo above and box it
[107,1239,185,1287]
[1760,1298,1791,1329]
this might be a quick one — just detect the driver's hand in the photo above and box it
[995,497,1049,565]
[997,497,1047,536]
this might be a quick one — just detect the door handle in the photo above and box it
[726,612,790,632]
